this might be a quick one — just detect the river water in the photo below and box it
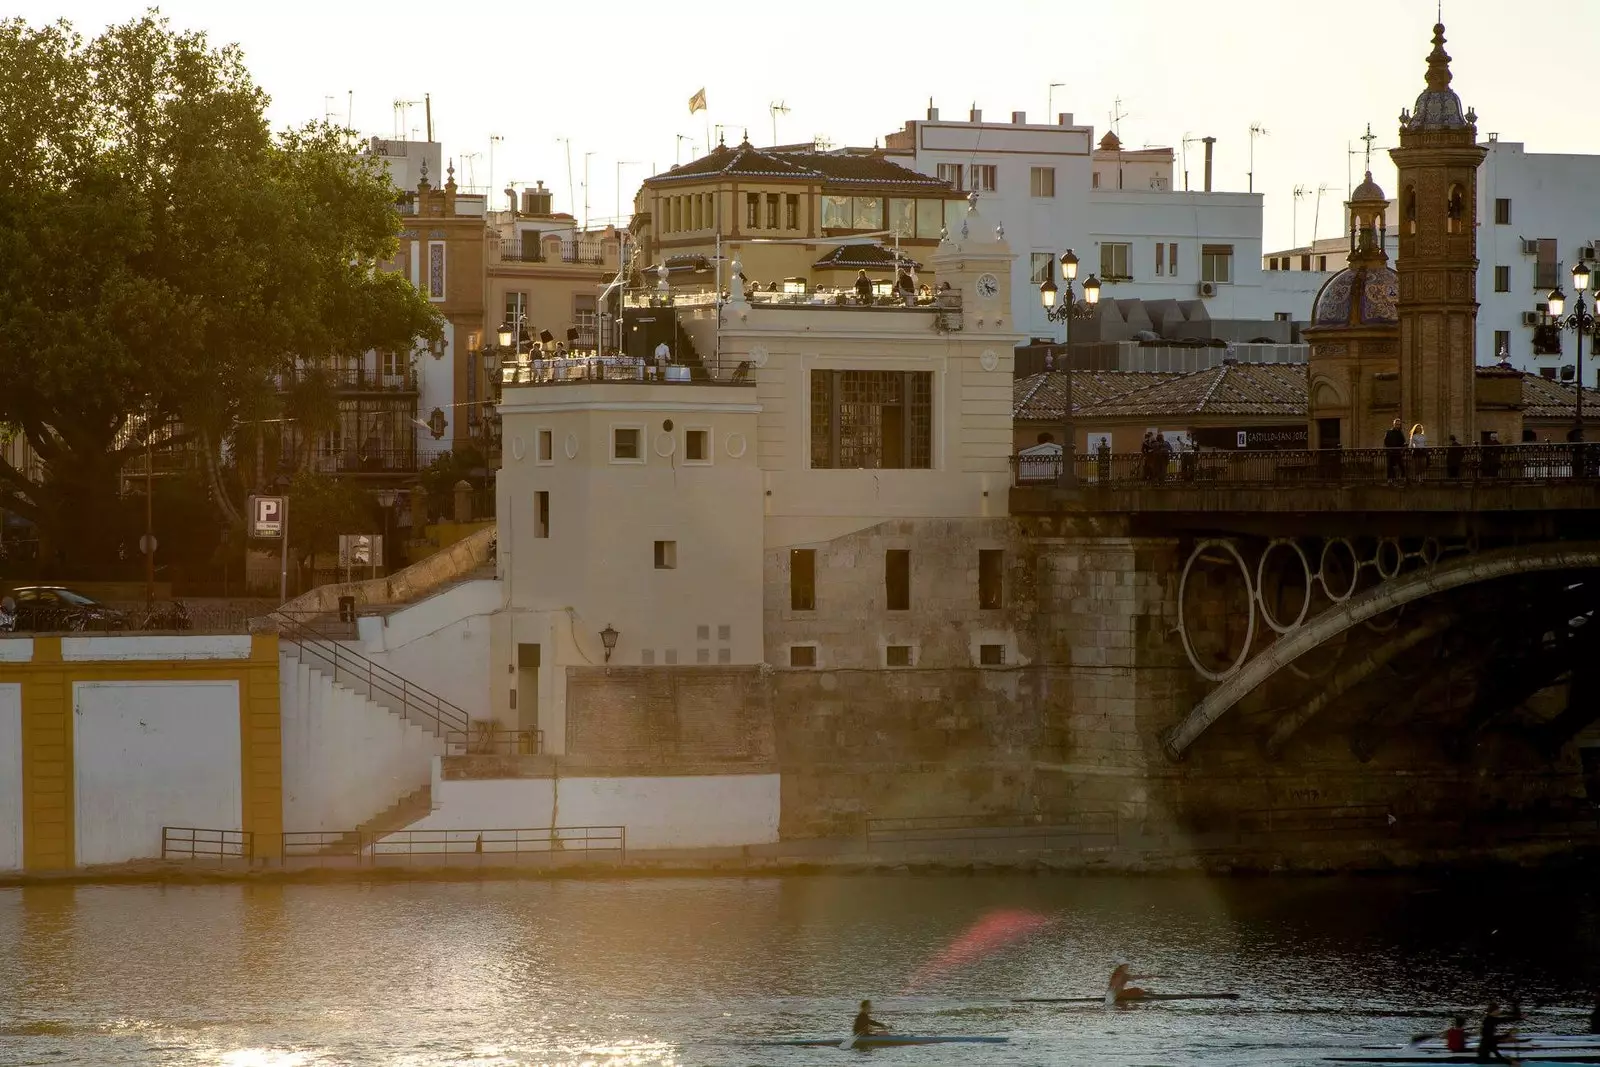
[1,874,1597,1066]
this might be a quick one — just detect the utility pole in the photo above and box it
[489,135,503,203]
[1047,83,1065,121]
[583,150,596,231]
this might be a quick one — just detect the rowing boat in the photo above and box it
[1014,993,1241,1004]
[758,1034,1009,1048]
[1329,1057,1600,1065]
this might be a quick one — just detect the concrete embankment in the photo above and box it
[2,834,1593,887]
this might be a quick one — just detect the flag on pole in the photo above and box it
[688,88,707,115]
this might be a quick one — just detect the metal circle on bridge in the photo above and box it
[1178,538,1258,683]
[1317,538,1361,603]
[1256,538,1312,635]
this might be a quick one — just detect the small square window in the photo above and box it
[696,648,710,664]
[641,649,655,665]
[717,624,730,641]
[655,541,677,569]
[613,427,641,461]
[886,645,913,667]
[537,429,553,463]
[979,644,1005,665]
[664,649,677,665]
[790,645,817,667]
[717,648,731,664]
[696,624,710,641]
[686,428,710,462]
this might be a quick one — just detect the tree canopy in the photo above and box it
[0,11,442,566]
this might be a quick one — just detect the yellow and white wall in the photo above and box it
[0,634,283,871]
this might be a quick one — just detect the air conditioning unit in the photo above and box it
[1522,311,1541,326]
[1582,245,1597,261]
[1521,238,1539,255]
[1198,280,1218,298]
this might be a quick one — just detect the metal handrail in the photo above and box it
[270,611,471,735]
[370,826,625,859]
[444,728,543,755]
[865,810,1118,841]
[161,826,254,863]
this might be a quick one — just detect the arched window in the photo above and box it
[1403,186,1418,235]
[1446,184,1465,234]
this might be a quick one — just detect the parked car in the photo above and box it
[0,586,129,632]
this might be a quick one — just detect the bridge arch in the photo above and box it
[1162,540,1600,760]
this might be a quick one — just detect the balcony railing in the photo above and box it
[494,239,612,265]
[498,356,752,386]
[622,286,961,312]
[277,368,418,392]
[1012,443,1600,488]
[294,447,418,475]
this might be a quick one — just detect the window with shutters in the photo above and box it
[1100,242,1131,281]
[1201,244,1234,284]
[1029,167,1055,197]
[936,163,963,191]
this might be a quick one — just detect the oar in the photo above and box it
[839,1031,859,1051]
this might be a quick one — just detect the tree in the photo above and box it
[0,12,442,569]
[284,471,373,578]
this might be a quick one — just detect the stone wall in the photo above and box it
[565,666,774,769]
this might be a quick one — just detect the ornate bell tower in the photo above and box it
[1390,21,1486,445]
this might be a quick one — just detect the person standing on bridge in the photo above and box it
[1409,424,1429,480]
[1385,419,1406,482]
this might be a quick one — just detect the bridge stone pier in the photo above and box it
[1004,451,1600,862]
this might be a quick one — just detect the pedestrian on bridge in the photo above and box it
[1385,419,1406,482]
[1409,423,1429,480]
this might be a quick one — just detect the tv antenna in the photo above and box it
[1311,184,1333,247]
[769,101,790,145]
[675,134,692,166]
[1248,123,1269,193]
[1181,133,1204,191]
[489,135,503,203]
[1047,82,1065,121]
[1109,96,1128,137]
[392,98,422,140]
[323,95,337,123]
[1292,184,1309,248]
[461,151,482,191]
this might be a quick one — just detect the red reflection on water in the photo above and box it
[905,909,1053,991]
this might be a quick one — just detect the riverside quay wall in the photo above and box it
[557,517,1596,852]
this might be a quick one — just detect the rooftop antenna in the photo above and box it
[675,134,691,166]
[395,99,425,140]
[489,134,503,205]
[323,95,336,123]
[1108,97,1129,188]
[1047,82,1065,121]
[1292,184,1309,248]
[346,90,353,128]
[1180,132,1203,191]
[1248,123,1269,193]
[1312,184,1333,247]
[769,101,790,146]
[461,151,482,191]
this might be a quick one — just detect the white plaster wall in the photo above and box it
[0,683,21,871]
[0,639,34,663]
[419,321,457,446]
[357,579,498,717]
[403,771,781,850]
[73,680,241,866]
[279,656,441,832]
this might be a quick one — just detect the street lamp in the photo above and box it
[1549,259,1598,450]
[599,623,619,663]
[1038,249,1102,487]
[376,488,397,574]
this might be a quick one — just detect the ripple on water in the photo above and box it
[0,874,1598,1066]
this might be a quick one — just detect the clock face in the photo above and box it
[976,273,1000,299]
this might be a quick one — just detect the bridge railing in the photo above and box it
[1013,443,1600,489]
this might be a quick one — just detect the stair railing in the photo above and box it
[270,611,471,735]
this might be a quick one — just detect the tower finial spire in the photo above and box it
[1425,20,1453,92]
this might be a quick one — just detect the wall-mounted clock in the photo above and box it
[976,273,1000,299]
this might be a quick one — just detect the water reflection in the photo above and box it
[0,875,1595,1065]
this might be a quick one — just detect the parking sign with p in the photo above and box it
[250,495,285,538]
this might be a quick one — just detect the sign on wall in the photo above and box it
[249,496,284,538]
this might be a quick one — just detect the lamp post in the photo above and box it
[376,488,397,574]
[1038,249,1102,487]
[1549,260,1597,447]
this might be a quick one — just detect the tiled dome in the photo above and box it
[1311,265,1399,328]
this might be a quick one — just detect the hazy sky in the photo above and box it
[17,0,1598,250]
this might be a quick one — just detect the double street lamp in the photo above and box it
[1038,249,1102,487]
[1547,259,1597,444]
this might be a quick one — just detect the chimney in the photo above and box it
[521,188,537,215]
[927,100,939,121]
[1058,113,1073,126]
[1012,111,1026,125]
[505,186,517,213]
[969,106,982,123]
[1202,136,1216,192]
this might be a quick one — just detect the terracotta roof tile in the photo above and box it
[1084,363,1308,419]
[1519,372,1600,418]
[811,244,921,270]
[648,143,957,194]
[1013,370,1180,420]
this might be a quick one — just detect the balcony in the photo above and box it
[277,367,418,393]
[294,447,419,476]
[493,238,613,266]
[623,286,961,314]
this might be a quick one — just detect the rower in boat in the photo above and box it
[1107,960,1162,1003]
[1478,1002,1513,1064]
[853,999,888,1038]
